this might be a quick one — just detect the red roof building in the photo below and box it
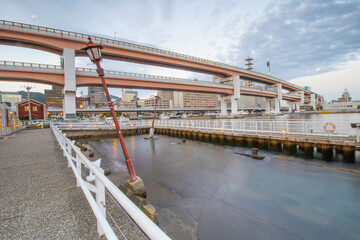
[16,99,47,120]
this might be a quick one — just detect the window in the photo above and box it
[24,106,29,111]
[32,106,38,111]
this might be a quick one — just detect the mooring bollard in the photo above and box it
[252,148,258,155]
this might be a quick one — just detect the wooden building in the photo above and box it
[16,99,46,120]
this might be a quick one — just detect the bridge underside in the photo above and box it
[0,28,310,94]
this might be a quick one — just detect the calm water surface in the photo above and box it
[87,128,360,240]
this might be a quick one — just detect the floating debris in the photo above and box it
[234,152,265,160]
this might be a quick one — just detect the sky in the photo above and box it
[0,0,359,102]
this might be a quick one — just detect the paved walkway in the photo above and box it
[0,129,146,239]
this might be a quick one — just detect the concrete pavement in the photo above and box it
[0,129,146,239]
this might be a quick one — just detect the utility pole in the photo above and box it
[149,96,160,139]
[24,85,33,124]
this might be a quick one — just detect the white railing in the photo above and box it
[54,120,152,130]
[0,60,230,87]
[0,19,309,93]
[154,119,358,142]
[51,125,171,240]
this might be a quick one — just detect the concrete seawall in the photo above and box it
[155,128,358,162]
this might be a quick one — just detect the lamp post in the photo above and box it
[82,37,137,182]
[79,104,83,119]
[149,96,160,139]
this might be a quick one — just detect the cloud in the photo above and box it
[289,56,360,101]
[228,0,360,80]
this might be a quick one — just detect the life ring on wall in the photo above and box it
[323,122,336,133]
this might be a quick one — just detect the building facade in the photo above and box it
[157,90,174,100]
[116,100,137,109]
[88,87,105,106]
[145,97,173,108]
[45,89,63,108]
[16,99,46,120]
[173,92,218,108]
[0,92,22,106]
[122,89,138,102]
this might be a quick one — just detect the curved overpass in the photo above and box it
[0,20,310,94]
[0,61,304,102]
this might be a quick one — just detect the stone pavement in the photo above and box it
[0,129,147,239]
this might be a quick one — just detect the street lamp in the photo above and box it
[79,104,83,119]
[82,37,137,182]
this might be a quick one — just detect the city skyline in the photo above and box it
[0,0,359,101]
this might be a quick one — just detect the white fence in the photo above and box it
[154,119,359,142]
[51,125,171,240]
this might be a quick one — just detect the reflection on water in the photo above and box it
[88,134,360,240]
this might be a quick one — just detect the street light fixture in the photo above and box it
[82,37,137,182]
[79,104,84,119]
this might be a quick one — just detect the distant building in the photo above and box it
[322,101,360,110]
[116,100,137,109]
[45,89,63,108]
[157,90,174,100]
[145,97,173,108]
[137,99,145,108]
[237,81,265,108]
[16,99,46,120]
[122,89,138,102]
[0,92,22,106]
[338,88,351,102]
[88,87,105,106]
[173,92,218,108]
[76,97,89,108]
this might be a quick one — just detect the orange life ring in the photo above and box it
[323,122,336,133]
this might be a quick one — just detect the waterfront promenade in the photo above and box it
[0,129,146,239]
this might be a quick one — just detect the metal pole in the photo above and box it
[94,60,137,182]
[151,97,159,128]
[149,96,159,138]
[26,87,32,124]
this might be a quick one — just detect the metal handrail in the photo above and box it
[153,119,358,141]
[51,125,171,240]
[0,19,309,93]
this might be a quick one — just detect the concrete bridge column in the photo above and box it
[288,102,293,112]
[274,83,282,114]
[220,96,228,116]
[231,96,238,115]
[265,98,271,114]
[62,48,76,119]
[310,93,316,110]
[231,75,240,115]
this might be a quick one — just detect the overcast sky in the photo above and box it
[0,0,359,101]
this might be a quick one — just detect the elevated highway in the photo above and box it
[0,61,304,102]
[0,20,310,94]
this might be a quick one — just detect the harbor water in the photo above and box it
[85,113,360,240]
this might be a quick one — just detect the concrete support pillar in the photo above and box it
[265,98,271,114]
[288,102,293,112]
[274,83,282,114]
[63,48,76,119]
[231,96,238,115]
[231,75,240,115]
[274,99,280,113]
[295,103,300,112]
[220,96,227,116]
[300,91,305,104]
[310,93,316,110]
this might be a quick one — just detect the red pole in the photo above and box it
[94,60,137,182]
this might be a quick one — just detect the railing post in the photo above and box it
[95,161,106,236]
